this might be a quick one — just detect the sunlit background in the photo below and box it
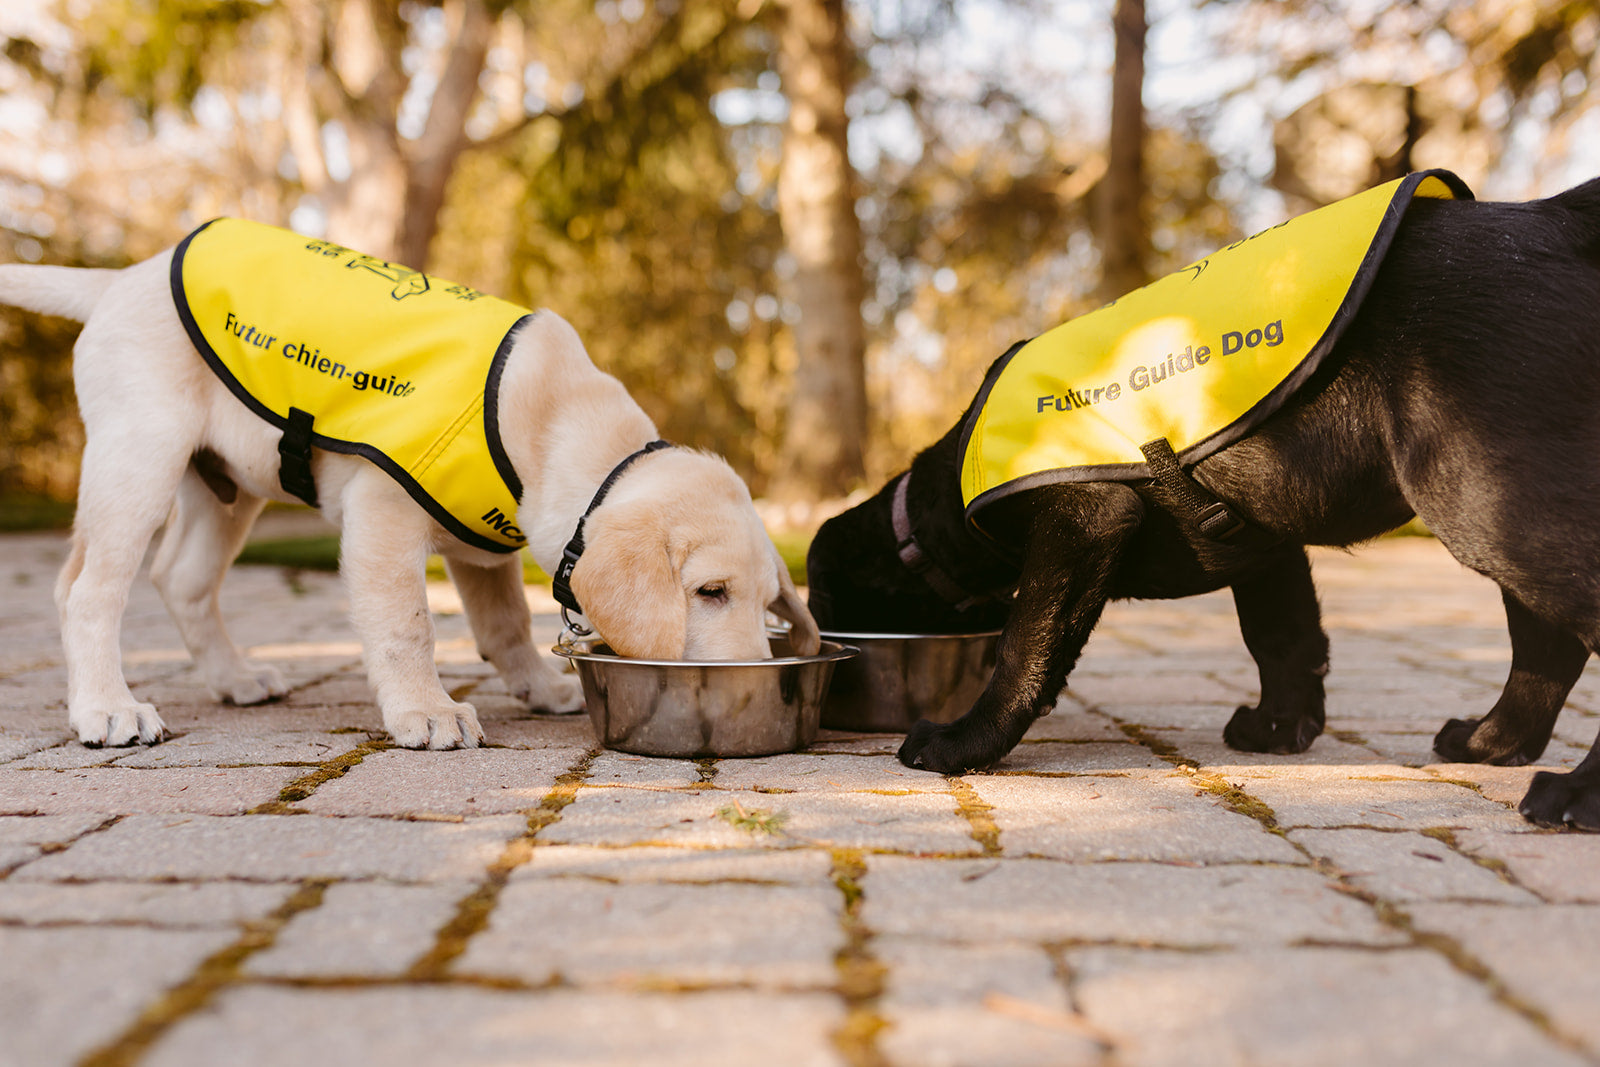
[2,0,1596,519]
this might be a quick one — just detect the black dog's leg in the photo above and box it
[1433,590,1589,765]
[1521,733,1600,831]
[898,483,1143,774]
[1222,546,1329,755]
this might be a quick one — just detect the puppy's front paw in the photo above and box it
[1433,717,1531,766]
[1223,705,1273,753]
[73,702,167,747]
[498,652,585,714]
[1519,770,1600,831]
[1224,704,1321,755]
[520,673,585,715]
[898,718,1005,775]
[214,662,289,706]
[1564,785,1600,832]
[1433,717,1484,763]
[387,703,485,750]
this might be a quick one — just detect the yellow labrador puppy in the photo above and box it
[0,219,816,750]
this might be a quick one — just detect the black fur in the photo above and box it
[807,178,1600,830]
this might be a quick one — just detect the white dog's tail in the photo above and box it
[0,263,122,323]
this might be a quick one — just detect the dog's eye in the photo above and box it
[696,583,728,603]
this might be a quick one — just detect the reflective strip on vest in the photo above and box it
[957,170,1473,526]
[170,218,532,553]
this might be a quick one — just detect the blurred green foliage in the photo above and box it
[0,493,76,532]
[233,535,343,573]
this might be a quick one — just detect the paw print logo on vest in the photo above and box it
[346,254,431,300]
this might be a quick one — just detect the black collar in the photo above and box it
[551,439,673,616]
[891,471,1014,612]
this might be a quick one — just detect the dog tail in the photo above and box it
[1549,177,1600,256]
[0,263,122,323]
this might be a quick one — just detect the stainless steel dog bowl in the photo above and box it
[552,635,858,758]
[819,630,1002,732]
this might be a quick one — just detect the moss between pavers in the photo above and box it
[947,777,1002,857]
[1295,830,1582,1054]
[1375,902,1583,1053]
[1115,721,1197,768]
[1419,825,1519,880]
[830,848,889,1067]
[1183,770,1284,835]
[249,736,391,813]
[406,870,521,983]
[987,769,1141,779]
[76,881,329,1067]
[716,800,790,836]
[407,749,598,981]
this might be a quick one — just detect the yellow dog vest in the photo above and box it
[958,170,1473,528]
[171,218,532,553]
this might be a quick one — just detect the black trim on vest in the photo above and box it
[551,440,673,616]
[958,169,1477,531]
[169,219,524,554]
[483,314,530,505]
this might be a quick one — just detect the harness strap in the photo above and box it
[551,439,673,617]
[892,472,1012,612]
[1138,436,1248,541]
[278,407,319,507]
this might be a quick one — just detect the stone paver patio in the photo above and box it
[3,524,1599,1066]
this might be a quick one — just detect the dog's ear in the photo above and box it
[570,502,687,660]
[768,546,821,656]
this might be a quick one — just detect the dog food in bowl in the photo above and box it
[819,630,1001,732]
[553,635,857,758]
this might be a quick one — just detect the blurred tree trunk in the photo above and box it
[282,0,495,265]
[1372,84,1422,185]
[772,0,867,502]
[1094,0,1151,302]
[397,0,496,266]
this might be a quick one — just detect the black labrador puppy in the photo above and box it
[807,175,1600,831]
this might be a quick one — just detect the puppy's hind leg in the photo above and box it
[58,434,192,746]
[1223,546,1330,754]
[1465,593,1600,829]
[341,474,483,749]
[149,467,286,706]
[1433,590,1587,766]
[444,556,584,715]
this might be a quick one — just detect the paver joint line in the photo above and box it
[406,748,599,982]
[829,848,889,1067]
[244,736,393,815]
[1114,719,1197,768]
[947,776,1004,857]
[74,880,330,1067]
[1378,902,1597,1058]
